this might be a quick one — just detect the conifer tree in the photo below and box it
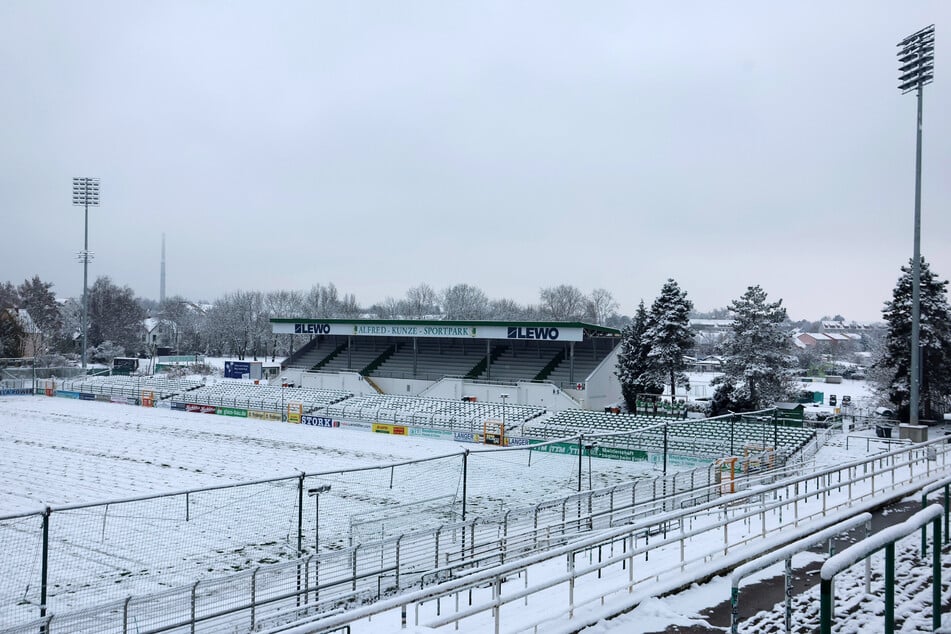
[644,279,694,400]
[712,285,791,412]
[615,301,662,410]
[875,257,951,421]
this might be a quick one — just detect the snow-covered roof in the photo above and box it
[143,317,160,333]
[2,308,40,334]
[689,319,734,329]
[823,333,852,342]
[14,309,39,334]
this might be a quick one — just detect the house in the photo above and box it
[0,308,42,357]
[141,317,178,351]
[795,332,859,347]
[693,355,723,372]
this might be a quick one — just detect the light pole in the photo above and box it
[308,484,331,602]
[897,25,934,424]
[72,177,100,370]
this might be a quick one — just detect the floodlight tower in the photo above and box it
[897,25,934,425]
[72,177,100,369]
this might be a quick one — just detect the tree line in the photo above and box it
[0,279,622,362]
[3,262,949,422]
[615,258,951,422]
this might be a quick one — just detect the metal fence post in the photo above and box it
[933,517,942,632]
[297,472,304,607]
[40,506,50,625]
[577,435,583,492]
[820,577,833,634]
[885,542,895,634]
[250,567,258,628]
[945,484,950,545]
[297,472,304,555]
[395,535,402,590]
[461,450,469,521]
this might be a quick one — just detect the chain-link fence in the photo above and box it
[1,427,710,630]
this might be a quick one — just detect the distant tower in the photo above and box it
[160,233,166,304]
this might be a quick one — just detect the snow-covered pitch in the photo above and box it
[0,394,668,627]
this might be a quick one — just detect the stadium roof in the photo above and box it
[270,318,621,341]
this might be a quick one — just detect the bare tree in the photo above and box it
[539,284,586,321]
[441,284,490,320]
[405,284,439,318]
[337,293,362,318]
[305,283,340,317]
[585,288,619,325]
[265,290,304,357]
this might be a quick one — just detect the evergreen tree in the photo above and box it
[0,281,18,309]
[712,285,792,413]
[615,301,663,410]
[644,279,694,399]
[875,257,951,421]
[17,276,61,349]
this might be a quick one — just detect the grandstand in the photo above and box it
[273,318,623,411]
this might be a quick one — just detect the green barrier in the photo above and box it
[216,406,249,418]
[528,440,647,462]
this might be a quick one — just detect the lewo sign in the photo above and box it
[507,327,560,340]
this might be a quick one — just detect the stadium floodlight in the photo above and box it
[72,177,100,370]
[897,25,934,424]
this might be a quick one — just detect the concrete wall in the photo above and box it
[578,345,622,411]
[372,376,436,396]
[298,371,377,395]
[418,377,580,411]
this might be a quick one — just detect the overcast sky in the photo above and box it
[1,2,948,322]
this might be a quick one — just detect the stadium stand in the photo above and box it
[542,338,612,385]
[372,338,488,380]
[524,410,816,459]
[177,383,351,412]
[59,376,204,400]
[322,393,546,431]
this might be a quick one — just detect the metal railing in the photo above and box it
[820,504,944,634]
[12,436,948,634]
[254,437,951,634]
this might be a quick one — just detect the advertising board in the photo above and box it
[302,415,337,428]
[372,423,407,435]
[216,407,248,418]
[248,410,282,421]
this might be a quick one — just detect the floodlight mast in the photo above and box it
[897,25,934,425]
[72,177,100,370]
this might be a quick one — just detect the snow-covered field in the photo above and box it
[2,390,947,633]
[0,393,670,628]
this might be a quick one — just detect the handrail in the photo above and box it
[820,504,944,634]
[729,512,872,634]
